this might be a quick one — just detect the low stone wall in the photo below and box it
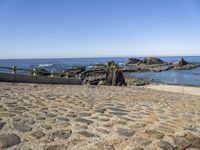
[0,72,82,85]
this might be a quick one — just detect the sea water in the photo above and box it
[0,56,199,86]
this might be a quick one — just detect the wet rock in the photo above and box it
[31,68,51,76]
[117,128,135,137]
[106,61,126,86]
[178,57,188,66]
[13,123,32,132]
[0,133,21,148]
[0,122,5,130]
[78,131,99,137]
[157,141,177,150]
[140,57,164,65]
[60,66,86,78]
[31,130,45,139]
[75,118,94,125]
[52,130,72,140]
[126,58,142,65]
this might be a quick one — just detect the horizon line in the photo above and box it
[0,54,200,60]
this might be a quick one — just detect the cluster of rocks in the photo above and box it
[124,57,200,72]
[29,57,199,86]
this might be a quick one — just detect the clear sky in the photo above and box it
[0,0,200,59]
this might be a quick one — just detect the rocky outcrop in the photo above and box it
[60,67,86,78]
[140,57,164,65]
[178,57,188,66]
[126,58,142,65]
[105,61,126,86]
[31,69,51,76]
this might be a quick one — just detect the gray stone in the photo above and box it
[78,131,99,137]
[52,130,72,139]
[13,123,32,132]
[139,139,152,146]
[78,112,92,117]
[57,117,70,122]
[0,122,5,130]
[117,128,135,137]
[0,133,21,148]
[75,118,94,125]
[109,111,127,116]
[31,130,45,139]
[157,141,177,150]
[46,113,57,117]
[94,109,106,113]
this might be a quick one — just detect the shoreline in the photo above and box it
[146,84,200,96]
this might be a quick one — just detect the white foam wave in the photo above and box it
[37,64,53,68]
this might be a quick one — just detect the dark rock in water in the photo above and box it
[52,130,72,139]
[140,57,164,65]
[13,123,32,132]
[178,57,188,66]
[126,58,142,65]
[0,122,5,130]
[0,133,21,148]
[117,128,135,137]
[60,66,86,78]
[105,61,126,86]
[31,68,51,76]
[92,64,107,69]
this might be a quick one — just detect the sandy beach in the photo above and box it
[0,82,200,150]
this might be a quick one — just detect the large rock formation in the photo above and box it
[31,69,51,76]
[60,67,86,78]
[106,61,126,86]
[178,57,188,66]
[126,58,142,65]
[140,57,164,65]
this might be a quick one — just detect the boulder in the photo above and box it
[60,66,86,78]
[140,57,164,65]
[178,57,188,66]
[31,69,51,76]
[105,61,126,86]
[126,58,142,65]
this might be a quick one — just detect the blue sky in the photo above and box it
[0,0,200,59]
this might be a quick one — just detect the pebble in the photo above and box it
[157,141,176,150]
[0,133,21,148]
[78,131,99,137]
[117,128,135,137]
[31,130,45,139]
[13,123,32,132]
[0,122,6,130]
[52,130,72,139]
[75,118,94,125]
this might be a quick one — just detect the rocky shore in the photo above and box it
[31,57,200,86]
[0,82,200,149]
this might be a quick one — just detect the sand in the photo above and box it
[146,84,200,96]
[0,82,200,150]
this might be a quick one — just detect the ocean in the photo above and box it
[0,56,200,86]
